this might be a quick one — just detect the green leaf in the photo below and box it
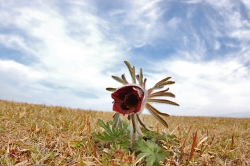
[135,139,166,166]
[142,129,168,142]
[93,119,130,152]
[97,119,108,130]
[147,155,156,166]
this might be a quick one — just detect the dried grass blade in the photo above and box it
[147,99,179,106]
[106,88,117,92]
[189,131,198,160]
[133,155,147,166]
[179,137,187,163]
[231,134,235,148]
[146,103,168,128]
[198,136,208,147]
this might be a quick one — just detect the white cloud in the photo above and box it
[0,0,179,111]
[0,35,24,49]
[214,41,221,50]
[0,60,45,82]
[184,0,202,4]
[205,1,250,43]
[147,57,250,116]
[167,17,181,28]
[205,0,234,10]
[119,0,167,47]
[242,0,250,14]
[0,0,127,110]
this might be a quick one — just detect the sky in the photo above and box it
[1,0,250,117]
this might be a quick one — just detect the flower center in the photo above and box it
[124,91,140,109]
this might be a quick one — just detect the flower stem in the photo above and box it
[130,113,138,148]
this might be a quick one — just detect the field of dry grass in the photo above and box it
[0,99,249,165]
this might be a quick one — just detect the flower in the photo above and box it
[111,85,144,115]
[106,61,179,140]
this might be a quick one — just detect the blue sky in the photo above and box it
[1,0,250,117]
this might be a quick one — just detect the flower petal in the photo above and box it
[149,91,175,98]
[124,61,136,83]
[131,113,144,136]
[136,114,151,131]
[112,75,127,85]
[111,85,144,115]
[113,102,135,115]
[106,87,117,92]
[121,74,129,84]
[147,99,179,106]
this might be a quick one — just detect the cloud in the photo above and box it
[0,0,127,109]
[0,0,174,111]
[0,0,249,117]
[147,57,250,116]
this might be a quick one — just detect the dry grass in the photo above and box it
[0,99,249,165]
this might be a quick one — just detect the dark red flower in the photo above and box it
[111,85,144,115]
[107,61,179,139]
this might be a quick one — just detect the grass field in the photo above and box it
[0,99,249,165]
